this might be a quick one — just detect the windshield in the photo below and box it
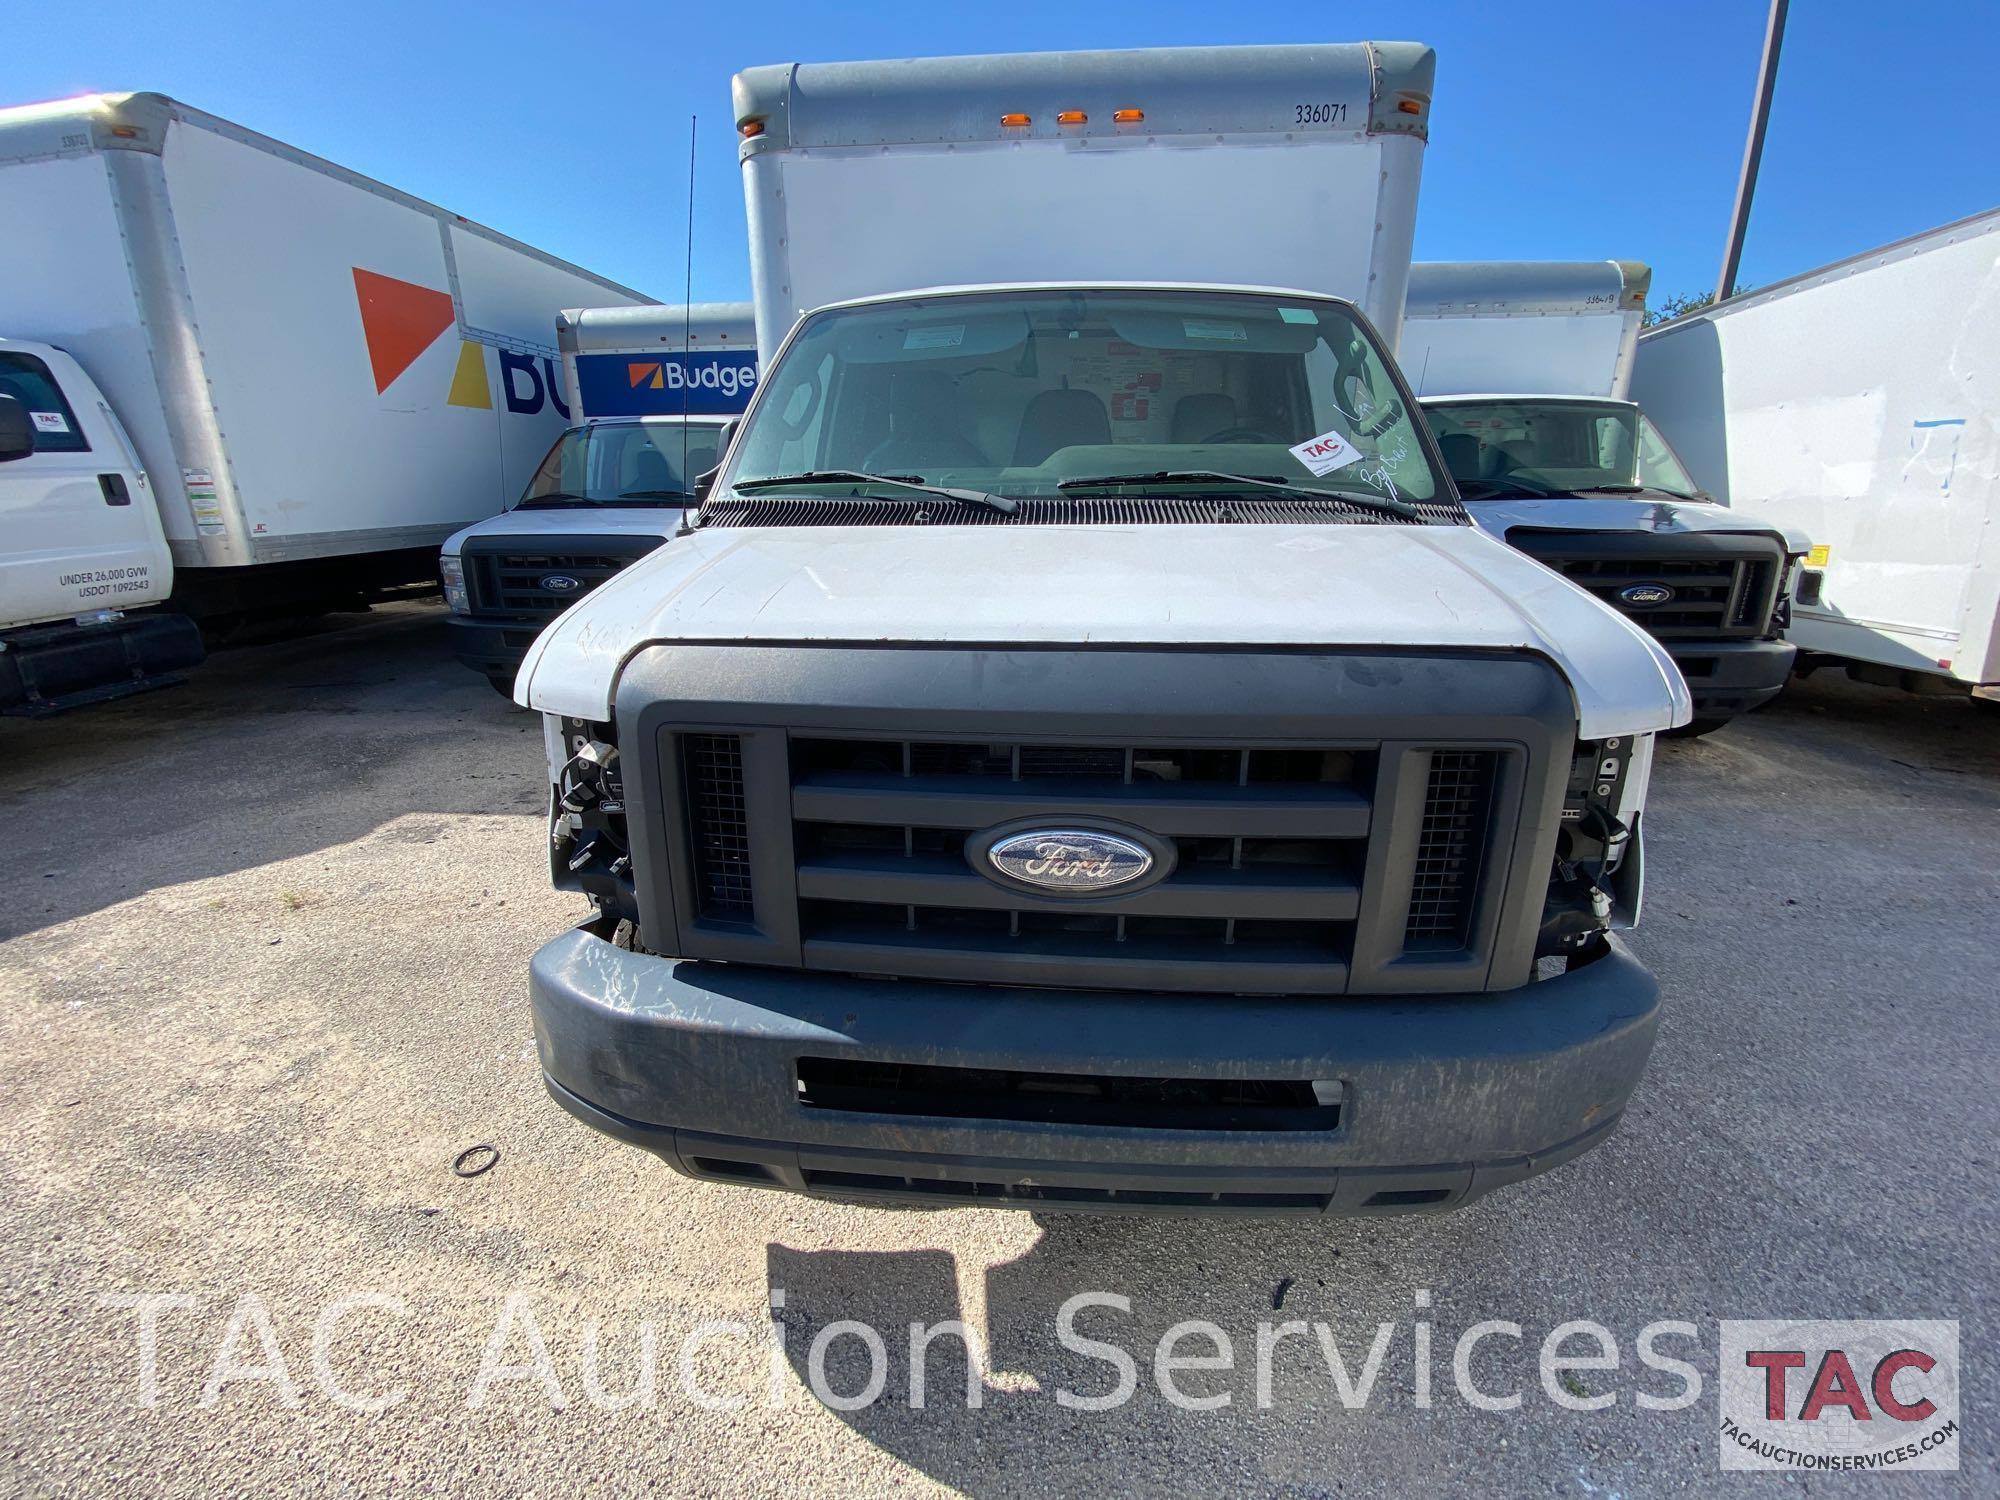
[722,289,1446,511]
[1425,400,1700,497]
[517,421,724,507]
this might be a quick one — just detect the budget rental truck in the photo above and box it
[1633,209,2000,698]
[0,90,650,712]
[441,303,758,692]
[1404,260,1808,734]
[516,44,1689,1217]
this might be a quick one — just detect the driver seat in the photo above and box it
[1171,392,1238,444]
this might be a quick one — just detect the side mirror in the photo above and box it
[694,418,741,501]
[0,395,35,463]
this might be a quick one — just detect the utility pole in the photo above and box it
[1716,0,1790,304]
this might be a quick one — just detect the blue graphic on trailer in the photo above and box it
[576,350,759,418]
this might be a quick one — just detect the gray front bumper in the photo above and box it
[529,927,1662,1215]
[1667,637,1796,720]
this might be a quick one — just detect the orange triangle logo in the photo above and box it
[352,268,457,393]
[629,362,663,389]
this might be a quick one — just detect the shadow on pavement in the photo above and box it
[0,600,543,941]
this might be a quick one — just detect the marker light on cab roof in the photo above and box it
[1112,108,1145,123]
[1000,113,1032,128]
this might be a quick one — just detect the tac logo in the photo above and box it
[351,268,568,418]
[1718,1319,1959,1471]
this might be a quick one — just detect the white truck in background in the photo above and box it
[1634,208,2000,698]
[515,44,1690,1219]
[1404,260,1809,734]
[441,303,757,693]
[0,90,650,713]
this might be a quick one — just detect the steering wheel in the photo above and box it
[1200,425,1281,445]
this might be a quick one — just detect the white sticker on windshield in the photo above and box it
[1181,318,1247,341]
[1278,307,1316,325]
[30,411,68,433]
[1289,428,1364,476]
[903,325,965,350]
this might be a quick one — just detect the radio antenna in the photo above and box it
[681,114,696,485]
[680,116,696,488]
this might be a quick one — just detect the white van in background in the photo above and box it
[0,341,200,713]
[439,303,757,692]
[0,90,650,713]
[1404,260,1808,734]
[1634,209,2000,698]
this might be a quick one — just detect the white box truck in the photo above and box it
[1633,208,2000,697]
[441,303,757,692]
[1405,261,1810,733]
[517,44,1689,1218]
[0,90,650,712]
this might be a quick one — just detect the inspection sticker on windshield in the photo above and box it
[30,411,68,433]
[903,324,965,350]
[1181,318,1247,341]
[1289,428,1364,476]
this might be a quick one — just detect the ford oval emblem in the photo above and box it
[982,828,1154,894]
[1618,582,1675,607]
[540,573,582,593]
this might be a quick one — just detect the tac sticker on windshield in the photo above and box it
[30,411,68,433]
[1278,307,1316,325]
[1289,429,1364,477]
[1181,318,1247,342]
[903,325,965,351]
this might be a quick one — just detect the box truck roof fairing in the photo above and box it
[732,43,1434,352]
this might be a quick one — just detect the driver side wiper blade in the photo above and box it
[731,469,1016,515]
[1455,477,1558,499]
[617,488,694,500]
[1057,469,1419,521]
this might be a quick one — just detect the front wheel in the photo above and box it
[485,674,519,700]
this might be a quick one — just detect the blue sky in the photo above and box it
[11,2,1997,308]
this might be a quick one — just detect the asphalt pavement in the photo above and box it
[0,600,1992,1496]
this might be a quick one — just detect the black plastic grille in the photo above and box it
[464,537,665,622]
[1508,532,1787,640]
[1404,750,1499,951]
[699,492,1469,528]
[796,1058,1342,1131]
[683,734,754,919]
[783,736,1378,994]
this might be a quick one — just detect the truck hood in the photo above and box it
[1467,495,1811,555]
[442,506,687,554]
[515,522,1692,738]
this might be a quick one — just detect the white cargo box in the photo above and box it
[1634,210,2000,689]
[0,91,652,571]
[557,302,758,421]
[732,43,1434,353]
[1400,261,1650,399]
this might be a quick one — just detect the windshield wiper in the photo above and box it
[1056,470,1418,521]
[1573,483,1707,501]
[514,492,590,509]
[617,488,693,500]
[731,470,1015,515]
[1454,476,1558,500]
